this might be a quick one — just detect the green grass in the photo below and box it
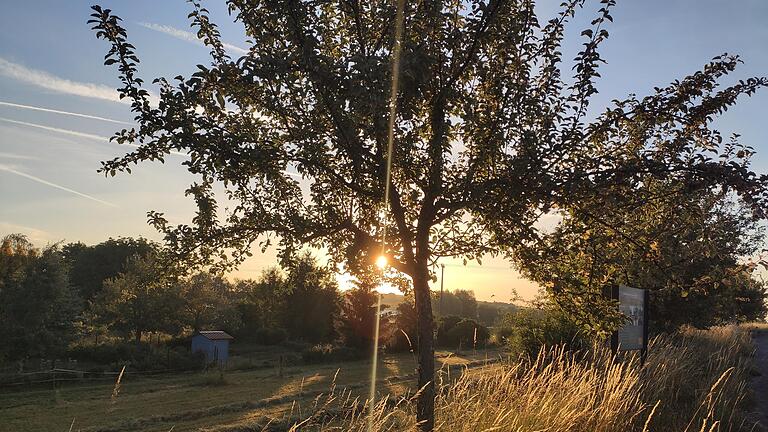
[0,349,498,432]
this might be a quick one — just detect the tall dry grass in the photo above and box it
[290,326,760,432]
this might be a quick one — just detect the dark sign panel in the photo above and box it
[606,284,650,364]
[617,285,645,350]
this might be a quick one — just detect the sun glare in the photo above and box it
[375,255,388,270]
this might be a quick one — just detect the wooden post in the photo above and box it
[610,284,619,354]
[603,285,620,355]
[640,289,650,367]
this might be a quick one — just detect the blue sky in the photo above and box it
[0,1,766,301]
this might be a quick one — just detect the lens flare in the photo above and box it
[375,255,388,270]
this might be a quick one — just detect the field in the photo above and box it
[1,325,764,432]
[0,347,499,432]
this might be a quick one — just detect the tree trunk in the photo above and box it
[135,329,142,345]
[412,266,436,431]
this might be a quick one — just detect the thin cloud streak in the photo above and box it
[0,117,188,157]
[137,22,248,54]
[0,57,158,106]
[0,101,131,125]
[2,119,298,177]
[0,57,121,103]
[0,164,117,207]
[0,152,37,160]
[1,117,112,141]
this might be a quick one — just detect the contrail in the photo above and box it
[0,101,131,125]
[0,57,159,106]
[1,118,302,179]
[1,117,112,141]
[0,117,188,157]
[0,164,117,207]
[137,22,248,54]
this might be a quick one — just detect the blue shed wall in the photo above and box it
[191,335,230,366]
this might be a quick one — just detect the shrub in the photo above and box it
[435,316,490,348]
[498,308,589,356]
[444,319,490,349]
[252,327,289,345]
[66,342,204,371]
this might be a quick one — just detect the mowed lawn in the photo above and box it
[0,349,500,432]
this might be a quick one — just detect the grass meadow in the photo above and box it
[0,326,763,432]
[307,326,764,432]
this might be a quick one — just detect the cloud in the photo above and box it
[0,152,37,160]
[0,57,158,106]
[0,117,188,157]
[0,117,113,142]
[137,22,248,54]
[0,222,51,245]
[0,164,117,207]
[0,100,131,125]
[0,57,122,103]
[2,118,300,178]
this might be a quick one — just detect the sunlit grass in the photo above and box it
[305,326,759,431]
[0,328,758,432]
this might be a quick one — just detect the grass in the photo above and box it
[0,348,495,432]
[294,326,761,432]
[1,326,761,431]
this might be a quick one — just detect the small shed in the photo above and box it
[191,331,234,366]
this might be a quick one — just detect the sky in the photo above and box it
[0,1,767,302]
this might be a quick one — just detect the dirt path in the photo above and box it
[752,330,768,430]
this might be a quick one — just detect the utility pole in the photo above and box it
[439,263,445,316]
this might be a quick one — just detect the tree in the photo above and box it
[389,293,420,352]
[62,237,157,302]
[234,267,289,336]
[89,2,768,427]
[178,272,239,332]
[281,253,341,343]
[517,175,767,333]
[432,289,478,318]
[338,274,389,350]
[0,235,80,360]
[94,255,183,343]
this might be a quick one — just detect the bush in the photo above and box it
[436,316,489,348]
[301,344,365,364]
[67,342,204,371]
[444,319,490,349]
[498,308,589,356]
[252,327,289,345]
[387,328,416,352]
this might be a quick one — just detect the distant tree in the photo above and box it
[445,319,490,349]
[477,302,516,327]
[338,274,390,350]
[62,237,157,302]
[432,289,478,319]
[94,255,183,343]
[234,267,289,336]
[178,272,239,332]
[0,235,80,360]
[281,253,341,343]
[517,179,768,333]
[89,2,768,427]
[389,294,420,352]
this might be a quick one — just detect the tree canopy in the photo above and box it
[89,1,768,428]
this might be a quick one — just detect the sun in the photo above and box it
[375,255,388,270]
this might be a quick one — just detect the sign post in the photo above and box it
[607,284,650,365]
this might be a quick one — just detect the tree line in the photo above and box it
[0,234,503,363]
